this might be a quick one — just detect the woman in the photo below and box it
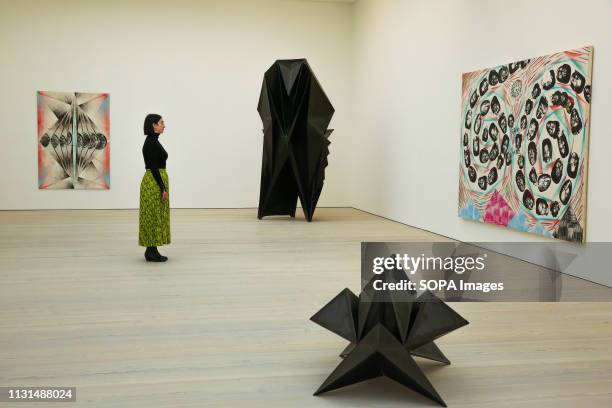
[139,114,170,262]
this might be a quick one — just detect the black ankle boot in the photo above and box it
[145,247,167,262]
[152,247,168,262]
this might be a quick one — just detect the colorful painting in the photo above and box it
[37,91,110,189]
[458,46,593,243]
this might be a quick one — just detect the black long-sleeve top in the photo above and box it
[142,134,168,193]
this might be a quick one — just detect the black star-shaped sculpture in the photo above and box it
[311,265,469,407]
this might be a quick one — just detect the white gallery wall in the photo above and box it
[0,0,353,209]
[350,0,612,286]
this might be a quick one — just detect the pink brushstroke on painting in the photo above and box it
[483,191,515,227]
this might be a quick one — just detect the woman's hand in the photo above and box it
[161,191,169,201]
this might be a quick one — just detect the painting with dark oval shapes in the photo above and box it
[458,46,592,243]
[37,91,110,189]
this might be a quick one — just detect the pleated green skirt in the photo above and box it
[139,169,171,247]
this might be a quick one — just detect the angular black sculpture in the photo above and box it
[311,265,469,407]
[257,59,334,222]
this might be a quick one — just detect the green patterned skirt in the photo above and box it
[139,169,171,247]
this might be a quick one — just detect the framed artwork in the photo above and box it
[37,91,110,189]
[458,46,593,243]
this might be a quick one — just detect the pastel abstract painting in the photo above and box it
[37,91,110,189]
[458,46,592,243]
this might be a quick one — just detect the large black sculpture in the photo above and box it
[257,59,334,222]
[311,265,469,407]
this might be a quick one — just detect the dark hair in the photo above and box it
[143,113,162,136]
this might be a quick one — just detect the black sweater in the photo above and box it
[142,134,168,192]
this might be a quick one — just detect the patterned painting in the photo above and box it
[458,46,593,243]
[37,91,110,189]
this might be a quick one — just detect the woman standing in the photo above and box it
[139,114,170,262]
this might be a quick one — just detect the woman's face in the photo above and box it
[153,118,166,134]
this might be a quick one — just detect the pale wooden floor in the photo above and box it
[1,208,611,407]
